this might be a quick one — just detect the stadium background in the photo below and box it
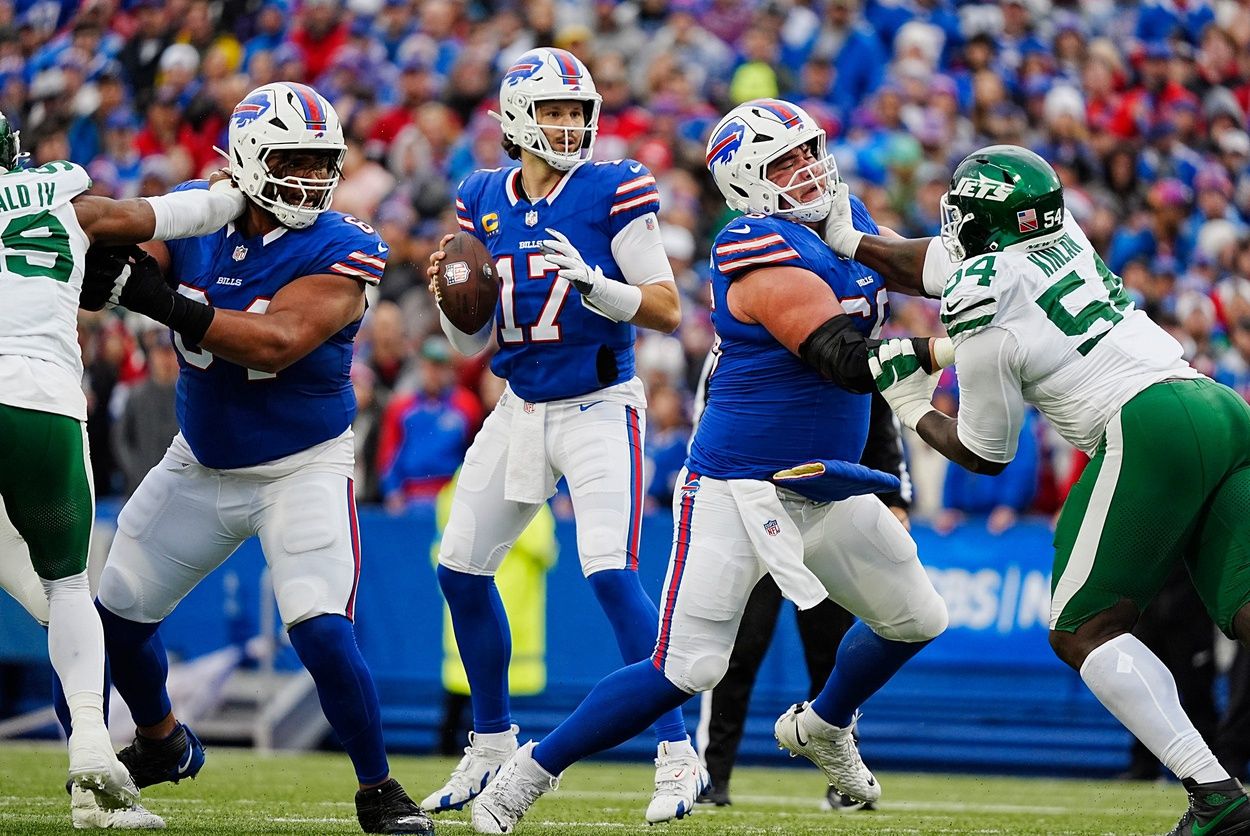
[2,0,1250,781]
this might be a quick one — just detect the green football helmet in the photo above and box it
[940,144,1064,262]
[0,111,23,174]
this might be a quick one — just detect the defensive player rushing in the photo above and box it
[469,98,951,834]
[423,47,692,822]
[835,145,1250,836]
[0,109,247,828]
[78,82,433,835]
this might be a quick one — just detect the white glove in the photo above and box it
[541,227,641,322]
[868,338,941,430]
[823,181,865,258]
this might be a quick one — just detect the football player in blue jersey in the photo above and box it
[78,82,433,835]
[422,47,695,823]
[469,99,952,834]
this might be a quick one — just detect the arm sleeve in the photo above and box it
[922,238,953,297]
[609,213,674,286]
[952,326,1027,464]
[439,309,494,355]
[144,182,246,241]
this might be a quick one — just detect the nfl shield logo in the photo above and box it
[444,261,470,286]
[524,402,536,414]
[1016,208,1038,233]
[764,519,781,537]
[525,210,539,227]
[232,245,248,261]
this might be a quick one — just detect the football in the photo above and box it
[436,232,499,335]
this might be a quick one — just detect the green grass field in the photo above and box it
[0,742,1185,835]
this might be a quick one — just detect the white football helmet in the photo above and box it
[492,47,601,171]
[227,82,347,229]
[705,99,837,222]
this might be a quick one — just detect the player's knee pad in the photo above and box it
[575,508,628,575]
[97,562,163,624]
[663,652,729,694]
[872,587,949,643]
[437,508,510,575]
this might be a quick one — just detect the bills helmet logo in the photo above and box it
[763,519,781,537]
[231,92,271,128]
[706,119,746,169]
[503,56,545,87]
[1017,207,1038,233]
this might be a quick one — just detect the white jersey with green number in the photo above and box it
[925,218,1197,458]
[0,161,92,421]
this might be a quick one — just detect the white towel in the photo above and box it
[727,479,828,610]
[504,396,555,504]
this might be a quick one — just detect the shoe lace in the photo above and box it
[491,761,559,821]
[445,743,504,791]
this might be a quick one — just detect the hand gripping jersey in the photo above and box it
[165,181,387,469]
[937,217,1197,455]
[688,196,887,480]
[0,161,92,420]
[454,159,659,402]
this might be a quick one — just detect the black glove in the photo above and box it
[81,245,215,344]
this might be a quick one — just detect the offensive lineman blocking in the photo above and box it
[838,145,1250,836]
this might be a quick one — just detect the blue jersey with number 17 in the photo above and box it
[164,180,387,470]
[687,196,887,480]
[455,159,660,403]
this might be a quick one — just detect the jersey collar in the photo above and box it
[505,163,584,208]
[225,222,289,246]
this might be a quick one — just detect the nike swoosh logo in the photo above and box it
[378,243,389,253]
[1195,796,1249,836]
[629,163,642,173]
[728,225,751,234]
[579,401,602,411]
[794,723,808,747]
[672,770,685,780]
[176,744,194,775]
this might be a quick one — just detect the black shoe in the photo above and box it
[116,723,206,788]
[825,785,876,812]
[356,778,435,834]
[1167,778,1250,836]
[695,782,731,806]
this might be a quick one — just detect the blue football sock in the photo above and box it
[587,569,688,744]
[96,602,172,728]
[533,660,690,775]
[436,565,512,734]
[809,619,931,727]
[287,614,389,785]
[52,656,111,738]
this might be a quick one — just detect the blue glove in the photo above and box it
[771,459,900,503]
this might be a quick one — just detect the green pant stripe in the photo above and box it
[1050,410,1124,628]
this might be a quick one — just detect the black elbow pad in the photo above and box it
[799,315,934,394]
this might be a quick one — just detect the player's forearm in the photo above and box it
[915,411,1006,476]
[852,236,934,297]
[198,309,317,373]
[629,281,681,333]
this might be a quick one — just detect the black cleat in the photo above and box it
[1167,778,1250,836]
[356,778,435,834]
[696,783,731,806]
[116,723,205,788]
[825,784,876,812]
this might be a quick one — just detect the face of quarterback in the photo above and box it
[766,141,827,206]
[534,99,588,155]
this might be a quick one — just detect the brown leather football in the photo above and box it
[436,232,499,335]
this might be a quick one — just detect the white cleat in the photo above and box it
[422,726,518,813]
[774,703,880,804]
[471,741,559,834]
[70,784,166,830]
[68,725,141,812]
[645,740,709,823]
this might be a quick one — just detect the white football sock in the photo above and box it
[1080,634,1228,783]
[40,572,106,732]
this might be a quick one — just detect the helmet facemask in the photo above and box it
[521,97,600,171]
[765,137,837,222]
[939,194,971,262]
[253,145,345,230]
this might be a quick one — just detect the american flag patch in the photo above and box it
[764,519,780,537]
[1017,208,1038,233]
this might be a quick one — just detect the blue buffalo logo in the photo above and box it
[503,55,545,87]
[706,119,745,169]
[231,92,271,128]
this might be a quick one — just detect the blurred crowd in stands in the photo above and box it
[19,0,1250,523]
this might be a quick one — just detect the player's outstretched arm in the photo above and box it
[72,174,246,247]
[730,264,946,393]
[823,181,935,297]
